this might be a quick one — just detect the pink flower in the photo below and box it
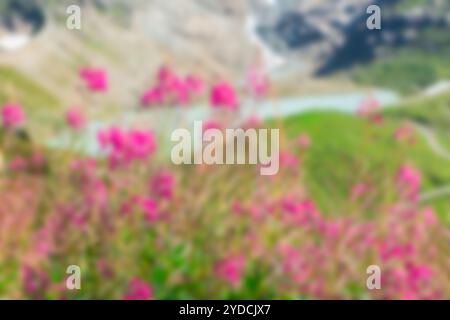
[34,227,53,257]
[1,103,25,129]
[185,74,205,96]
[396,165,421,202]
[80,67,108,92]
[357,97,383,124]
[84,179,108,209]
[154,66,189,106]
[71,158,97,179]
[127,129,158,161]
[242,115,263,129]
[279,151,299,169]
[142,66,205,107]
[408,264,433,282]
[395,124,415,144]
[279,245,313,285]
[215,255,246,286]
[98,127,157,167]
[422,207,437,226]
[60,206,87,228]
[120,196,140,216]
[350,183,370,200]
[379,242,415,262]
[247,65,270,98]
[157,65,177,85]
[22,266,49,297]
[281,198,321,226]
[231,201,243,215]
[9,156,28,171]
[66,108,86,130]
[297,134,311,149]
[96,259,114,279]
[357,97,380,116]
[384,263,436,299]
[151,170,175,200]
[120,196,160,222]
[141,86,164,107]
[202,120,222,131]
[140,198,159,223]
[210,81,239,111]
[30,152,46,169]
[165,76,190,106]
[124,278,153,300]
[279,244,301,274]
[319,220,344,239]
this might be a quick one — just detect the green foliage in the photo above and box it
[277,110,450,223]
[0,66,60,111]
[353,51,449,94]
[353,24,450,94]
[386,93,450,149]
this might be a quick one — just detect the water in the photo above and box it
[47,89,400,156]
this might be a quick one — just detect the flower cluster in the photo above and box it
[98,127,157,167]
[141,66,205,107]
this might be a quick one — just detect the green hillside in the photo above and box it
[276,95,450,224]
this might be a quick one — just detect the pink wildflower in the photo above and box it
[120,196,140,216]
[66,107,86,130]
[242,115,263,129]
[9,156,28,171]
[1,103,25,129]
[281,198,321,226]
[357,97,380,116]
[279,151,299,170]
[151,170,175,200]
[22,266,49,297]
[71,158,97,179]
[140,198,159,223]
[297,134,311,149]
[202,120,222,131]
[379,242,415,262]
[396,165,421,202]
[80,67,108,92]
[157,65,177,85]
[210,81,239,111]
[350,183,370,200]
[422,207,437,226]
[185,74,205,96]
[395,124,416,144]
[215,255,246,286]
[98,127,157,167]
[141,86,164,107]
[357,97,383,124]
[247,65,270,99]
[124,278,153,300]
[84,179,108,209]
[231,201,243,215]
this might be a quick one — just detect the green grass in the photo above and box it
[274,110,450,224]
[353,51,450,94]
[353,22,450,94]
[386,93,450,149]
[0,66,60,111]
[0,65,62,139]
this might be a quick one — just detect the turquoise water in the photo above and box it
[47,90,400,156]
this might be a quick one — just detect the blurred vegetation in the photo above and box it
[353,26,450,94]
[275,105,450,224]
[386,93,450,149]
[0,66,59,110]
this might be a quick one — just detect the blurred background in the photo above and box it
[0,0,449,299]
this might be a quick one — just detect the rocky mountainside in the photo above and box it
[0,0,449,107]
